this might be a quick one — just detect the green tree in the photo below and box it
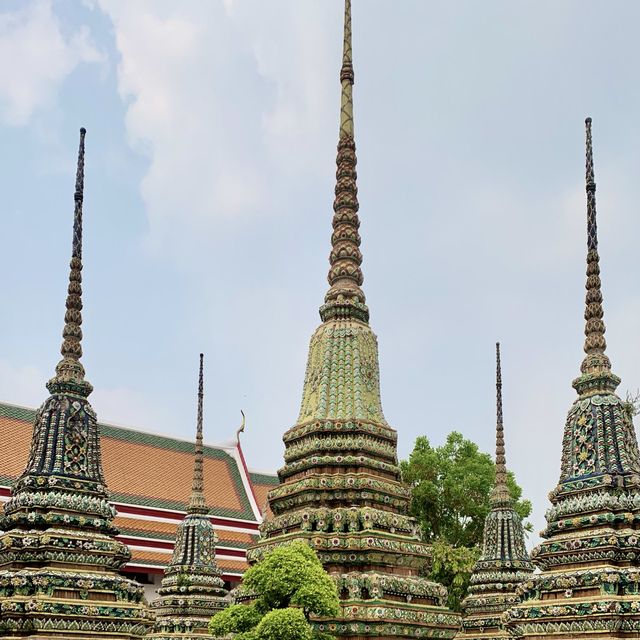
[209,605,261,639]
[400,431,532,611]
[256,609,313,640]
[209,541,340,640]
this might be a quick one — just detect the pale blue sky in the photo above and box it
[1,0,640,544]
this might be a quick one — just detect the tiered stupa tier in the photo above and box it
[0,130,151,639]
[149,354,229,638]
[248,2,460,637]
[458,344,533,639]
[504,119,640,638]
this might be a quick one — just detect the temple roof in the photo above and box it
[0,400,275,578]
[249,471,279,514]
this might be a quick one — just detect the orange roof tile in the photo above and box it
[113,515,256,547]
[114,516,179,538]
[217,559,249,573]
[0,402,256,520]
[128,549,247,575]
[249,471,279,515]
[216,529,257,546]
[0,401,262,578]
[0,415,32,478]
[102,437,242,512]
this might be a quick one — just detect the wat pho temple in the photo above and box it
[1,1,640,639]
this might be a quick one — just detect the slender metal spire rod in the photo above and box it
[339,0,354,139]
[189,353,208,514]
[61,127,86,365]
[322,0,367,321]
[491,343,510,506]
[49,128,92,395]
[581,117,609,374]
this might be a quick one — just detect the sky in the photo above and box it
[1,0,640,547]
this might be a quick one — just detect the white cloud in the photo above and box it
[234,1,337,174]
[0,0,102,125]
[95,0,337,253]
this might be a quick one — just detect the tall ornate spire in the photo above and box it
[321,0,368,323]
[491,342,510,506]
[581,117,611,377]
[339,0,354,138]
[150,353,228,639]
[48,127,92,398]
[504,119,640,640]
[0,128,151,639]
[460,344,533,639]
[189,353,207,514]
[250,3,460,637]
[573,118,618,396]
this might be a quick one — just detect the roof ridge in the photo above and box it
[249,471,279,483]
[0,399,237,454]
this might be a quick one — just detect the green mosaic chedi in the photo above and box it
[248,2,459,637]
[503,120,640,638]
[0,130,151,639]
[149,354,229,639]
[458,344,533,639]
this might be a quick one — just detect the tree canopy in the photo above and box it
[400,431,532,610]
[209,541,339,640]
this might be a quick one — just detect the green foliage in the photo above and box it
[430,539,480,611]
[209,604,261,636]
[243,541,340,618]
[401,432,532,610]
[255,608,313,640]
[401,432,532,545]
[209,542,339,639]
